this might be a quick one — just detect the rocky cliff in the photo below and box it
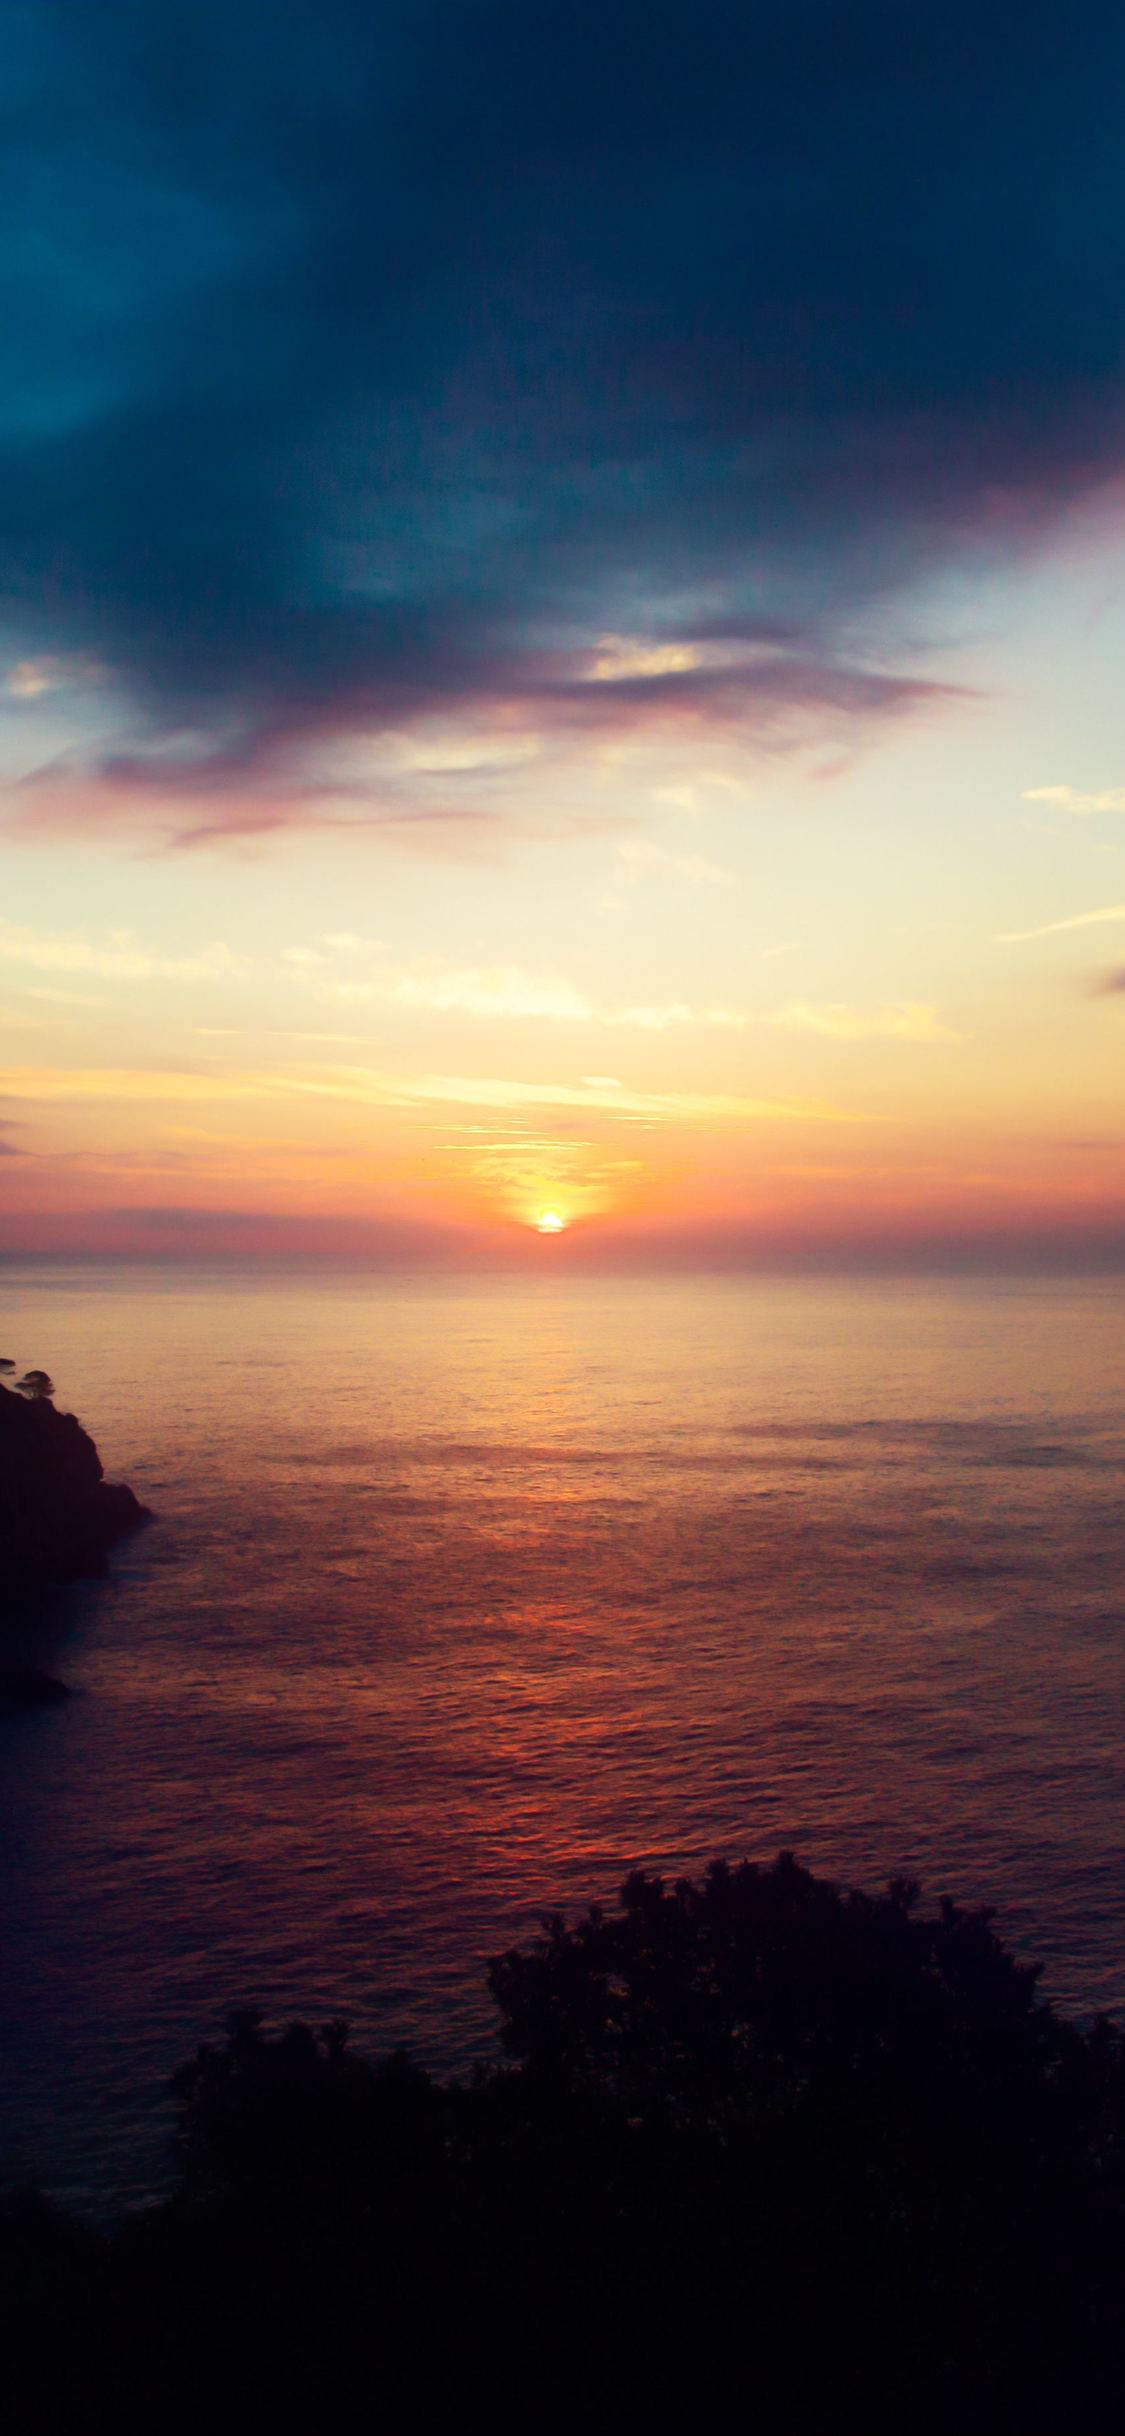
[0,1380,149,1597]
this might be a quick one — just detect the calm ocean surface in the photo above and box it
[3,1265,1125,2212]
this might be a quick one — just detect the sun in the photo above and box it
[535,1209,567,1234]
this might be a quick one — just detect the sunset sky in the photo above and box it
[3,0,1125,1266]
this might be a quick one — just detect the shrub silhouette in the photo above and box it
[4,1853,1125,2433]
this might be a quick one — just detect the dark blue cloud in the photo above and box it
[2,0,1124,833]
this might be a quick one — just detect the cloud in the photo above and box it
[341,1073,856,1126]
[360,961,594,1023]
[767,1001,962,1042]
[589,637,703,682]
[0,920,242,983]
[3,744,634,854]
[0,0,1120,846]
[613,1003,748,1031]
[10,1195,1125,1272]
[5,654,104,700]
[290,944,753,1030]
[0,1061,857,1129]
[1023,784,1125,815]
[5,655,960,849]
[998,905,1125,943]
[0,1067,268,1104]
[0,1206,480,1265]
[616,839,732,887]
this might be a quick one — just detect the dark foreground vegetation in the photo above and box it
[5,1854,1125,2433]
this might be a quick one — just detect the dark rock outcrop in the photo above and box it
[0,1663,72,1707]
[0,1380,150,1598]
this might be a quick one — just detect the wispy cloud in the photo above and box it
[317,1071,858,1126]
[1023,784,1125,815]
[616,839,732,887]
[613,1003,748,1032]
[4,651,968,856]
[589,636,703,683]
[0,1068,266,1103]
[767,1001,962,1043]
[4,654,104,701]
[319,960,593,1023]
[0,1063,858,1129]
[998,905,1125,943]
[290,944,750,1031]
[0,920,242,983]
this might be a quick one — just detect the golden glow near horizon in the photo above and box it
[4,537,1125,1264]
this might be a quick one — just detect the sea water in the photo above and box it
[2,1266,1124,2211]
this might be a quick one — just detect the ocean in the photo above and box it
[2,1265,1124,2213]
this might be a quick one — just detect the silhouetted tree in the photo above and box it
[15,1370,54,1401]
[171,2008,443,2220]
[5,1854,1125,2433]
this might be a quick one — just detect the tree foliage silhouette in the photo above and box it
[15,1369,55,1401]
[4,1852,1125,2434]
